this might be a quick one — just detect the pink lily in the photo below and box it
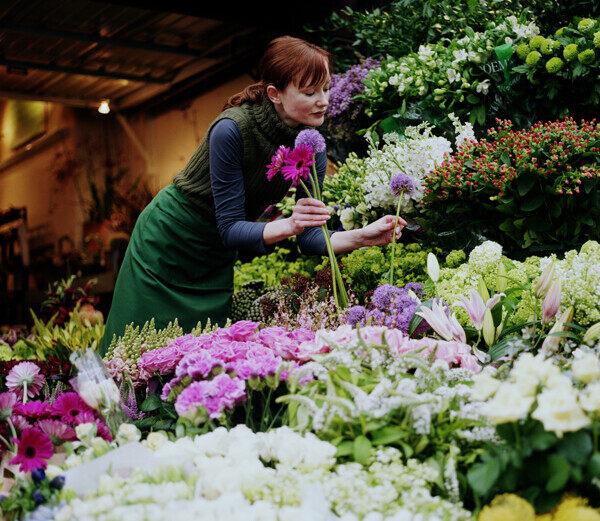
[456,289,504,330]
[416,301,466,343]
[542,280,561,324]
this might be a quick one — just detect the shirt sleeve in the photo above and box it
[209,119,272,254]
[295,150,334,256]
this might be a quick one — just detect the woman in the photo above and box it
[99,36,407,356]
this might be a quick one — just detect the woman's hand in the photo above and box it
[358,215,407,247]
[287,198,330,235]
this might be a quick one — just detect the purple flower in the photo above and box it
[390,173,415,197]
[372,284,403,310]
[6,362,45,399]
[346,305,366,326]
[295,129,326,154]
[174,373,246,420]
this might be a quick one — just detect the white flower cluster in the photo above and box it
[360,124,453,212]
[540,240,600,326]
[54,425,470,521]
[474,350,598,437]
[497,15,540,39]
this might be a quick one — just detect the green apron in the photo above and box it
[99,183,236,356]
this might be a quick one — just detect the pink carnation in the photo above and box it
[174,373,246,419]
[225,321,259,342]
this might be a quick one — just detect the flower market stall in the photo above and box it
[3,2,600,521]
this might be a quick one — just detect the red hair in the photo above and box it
[224,36,333,110]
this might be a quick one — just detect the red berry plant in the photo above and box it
[422,117,600,256]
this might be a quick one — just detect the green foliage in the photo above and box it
[308,0,530,71]
[467,422,600,511]
[0,472,63,521]
[233,248,320,291]
[17,309,105,361]
[512,17,600,119]
[341,243,445,301]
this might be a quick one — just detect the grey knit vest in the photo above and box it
[173,96,308,221]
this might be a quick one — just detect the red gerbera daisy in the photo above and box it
[52,392,92,422]
[281,145,315,186]
[10,428,54,472]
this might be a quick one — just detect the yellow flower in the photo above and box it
[479,494,536,521]
[536,515,553,521]
[553,496,600,521]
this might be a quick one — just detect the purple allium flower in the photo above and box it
[390,173,415,197]
[295,129,326,154]
[372,284,403,310]
[174,373,246,420]
[346,305,366,326]
[404,282,424,298]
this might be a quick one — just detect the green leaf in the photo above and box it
[140,394,162,412]
[336,440,354,457]
[545,455,571,492]
[371,426,407,445]
[467,457,501,496]
[521,195,545,212]
[529,427,557,451]
[517,173,537,196]
[587,453,600,477]
[353,435,372,466]
[557,431,593,465]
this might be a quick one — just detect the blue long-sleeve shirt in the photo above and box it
[209,118,330,256]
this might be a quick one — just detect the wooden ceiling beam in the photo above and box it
[0,56,171,84]
[0,23,208,57]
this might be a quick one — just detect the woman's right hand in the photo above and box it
[287,198,330,235]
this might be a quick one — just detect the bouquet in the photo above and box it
[266,129,349,309]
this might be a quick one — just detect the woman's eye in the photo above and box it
[304,91,315,96]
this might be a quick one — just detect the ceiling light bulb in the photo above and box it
[98,100,110,114]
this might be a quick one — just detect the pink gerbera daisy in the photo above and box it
[6,362,45,400]
[266,145,290,181]
[52,392,92,422]
[281,145,315,186]
[10,414,32,431]
[38,419,77,444]
[10,427,54,472]
[13,400,53,419]
[0,392,17,421]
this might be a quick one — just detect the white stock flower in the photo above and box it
[75,422,97,442]
[446,68,460,83]
[531,386,591,437]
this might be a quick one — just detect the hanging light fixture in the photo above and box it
[98,100,110,114]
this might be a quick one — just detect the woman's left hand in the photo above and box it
[359,215,407,247]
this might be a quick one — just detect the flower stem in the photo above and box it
[388,190,404,284]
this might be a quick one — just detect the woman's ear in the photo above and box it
[266,84,281,105]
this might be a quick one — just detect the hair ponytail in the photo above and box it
[223,81,267,110]
[222,36,332,111]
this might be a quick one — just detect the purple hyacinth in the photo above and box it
[404,282,424,299]
[346,305,366,326]
[295,129,326,154]
[390,173,415,197]
[327,58,381,118]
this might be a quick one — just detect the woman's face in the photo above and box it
[267,72,331,128]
